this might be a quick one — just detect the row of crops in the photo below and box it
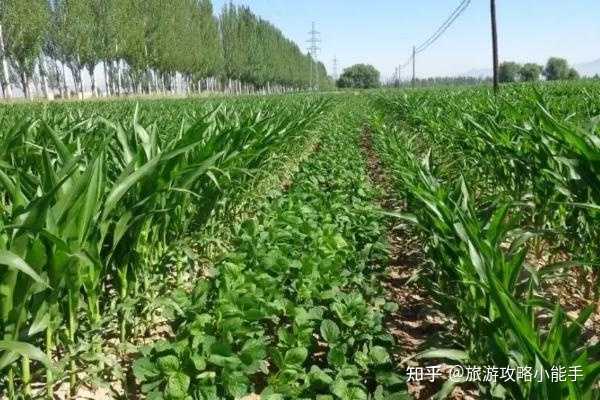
[0,95,333,398]
[370,81,600,398]
[133,99,406,399]
[2,82,600,399]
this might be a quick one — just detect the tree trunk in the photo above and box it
[116,60,122,96]
[89,66,96,97]
[38,54,53,100]
[80,70,84,98]
[61,62,69,98]
[19,70,30,99]
[0,23,12,99]
[32,74,40,97]
[156,71,162,94]
[75,65,84,99]
[52,60,63,98]
[103,61,111,97]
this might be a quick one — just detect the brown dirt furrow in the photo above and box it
[360,125,475,400]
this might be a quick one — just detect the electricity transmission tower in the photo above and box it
[332,56,338,80]
[307,22,321,90]
[412,46,416,87]
[398,65,402,85]
[395,65,403,87]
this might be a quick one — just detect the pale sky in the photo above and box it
[211,0,600,79]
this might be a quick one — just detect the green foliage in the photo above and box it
[543,57,571,81]
[337,64,381,89]
[519,63,543,81]
[370,81,600,398]
[220,4,330,88]
[3,0,333,97]
[498,61,521,83]
[133,99,406,399]
[0,95,331,396]
[0,0,48,94]
[567,68,580,80]
[391,75,490,88]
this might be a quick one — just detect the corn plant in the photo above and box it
[0,95,329,398]
[371,83,600,398]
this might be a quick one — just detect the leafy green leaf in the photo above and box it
[284,347,308,366]
[320,319,340,344]
[157,355,180,374]
[132,357,159,380]
[165,371,190,399]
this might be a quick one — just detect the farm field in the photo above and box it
[1,81,600,399]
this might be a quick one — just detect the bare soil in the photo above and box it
[360,126,477,399]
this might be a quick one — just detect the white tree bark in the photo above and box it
[38,54,54,100]
[103,61,111,97]
[61,62,69,98]
[89,68,96,97]
[72,55,84,99]
[52,60,63,98]
[117,59,122,96]
[0,23,12,99]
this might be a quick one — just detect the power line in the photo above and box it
[415,0,471,54]
[398,0,472,84]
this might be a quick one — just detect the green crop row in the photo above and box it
[371,82,600,272]
[133,98,407,399]
[0,95,329,398]
[370,82,600,399]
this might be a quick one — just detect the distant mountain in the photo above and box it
[574,59,600,77]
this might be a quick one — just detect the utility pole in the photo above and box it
[412,46,416,88]
[307,22,321,90]
[490,0,499,94]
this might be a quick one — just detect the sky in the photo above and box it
[211,0,600,80]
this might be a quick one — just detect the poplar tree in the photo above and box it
[3,0,332,99]
[1,0,48,99]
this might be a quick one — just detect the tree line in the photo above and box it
[0,0,332,100]
[386,76,491,88]
[499,57,580,83]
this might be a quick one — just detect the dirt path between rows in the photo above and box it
[360,125,476,400]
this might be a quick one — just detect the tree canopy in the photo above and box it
[0,0,332,99]
[336,64,380,89]
[519,63,543,82]
[1,0,48,97]
[543,57,570,81]
[498,61,520,83]
[495,58,579,84]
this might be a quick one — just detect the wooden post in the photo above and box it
[490,0,499,94]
